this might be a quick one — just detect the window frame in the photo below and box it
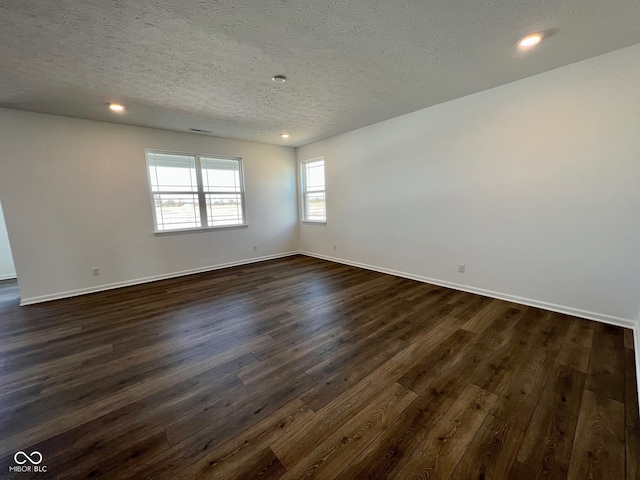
[300,157,326,224]
[145,149,248,234]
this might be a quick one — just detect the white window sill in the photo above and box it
[154,224,249,236]
[301,221,327,225]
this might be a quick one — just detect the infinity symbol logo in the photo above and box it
[13,451,43,465]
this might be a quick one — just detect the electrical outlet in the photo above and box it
[92,267,100,276]
[253,245,258,251]
[332,244,336,251]
[458,264,465,273]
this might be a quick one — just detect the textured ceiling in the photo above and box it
[0,1,639,147]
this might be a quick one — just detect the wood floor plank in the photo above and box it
[624,348,640,429]
[470,305,524,351]
[333,413,425,480]
[0,373,243,479]
[469,328,531,395]
[278,382,416,479]
[447,292,494,322]
[50,427,170,480]
[627,426,640,480]
[0,334,275,458]
[163,353,320,446]
[491,343,559,430]
[0,334,250,435]
[121,375,317,479]
[563,316,596,348]
[461,300,517,334]
[0,256,635,478]
[0,325,82,356]
[208,447,286,480]
[270,359,406,470]
[449,414,525,480]
[391,315,464,367]
[539,312,572,345]
[513,307,551,333]
[236,342,326,385]
[567,389,625,480]
[309,312,405,361]
[2,369,245,478]
[515,363,586,479]
[623,329,634,350]
[556,343,592,374]
[0,344,114,394]
[403,342,493,431]
[586,323,625,403]
[397,328,476,394]
[391,384,497,479]
[555,316,594,374]
[300,337,407,412]
[179,399,313,479]
[251,324,349,362]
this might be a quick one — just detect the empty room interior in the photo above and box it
[0,1,639,479]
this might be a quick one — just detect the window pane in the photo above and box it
[154,194,200,230]
[201,157,241,193]
[305,160,325,192]
[206,193,244,226]
[146,151,246,232]
[305,192,326,221]
[148,153,198,192]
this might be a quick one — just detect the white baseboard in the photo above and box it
[19,251,299,306]
[299,251,637,330]
[0,273,17,281]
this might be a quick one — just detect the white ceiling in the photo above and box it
[0,0,639,147]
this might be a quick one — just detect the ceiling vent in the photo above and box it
[189,128,212,134]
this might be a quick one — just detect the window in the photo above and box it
[301,158,326,223]
[146,150,246,232]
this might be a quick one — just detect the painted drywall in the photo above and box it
[298,43,640,325]
[0,110,298,302]
[0,200,16,280]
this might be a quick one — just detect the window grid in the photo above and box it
[301,158,326,222]
[146,151,245,232]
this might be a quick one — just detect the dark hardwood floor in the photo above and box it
[0,255,638,479]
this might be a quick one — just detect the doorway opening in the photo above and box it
[0,199,19,305]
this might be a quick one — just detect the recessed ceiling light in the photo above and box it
[109,103,125,112]
[518,33,543,48]
[281,133,290,138]
[272,75,287,83]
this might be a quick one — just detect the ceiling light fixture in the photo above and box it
[281,133,290,138]
[518,33,543,48]
[272,75,287,83]
[109,103,125,112]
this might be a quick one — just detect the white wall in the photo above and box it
[298,43,640,326]
[0,110,298,303]
[0,200,16,280]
